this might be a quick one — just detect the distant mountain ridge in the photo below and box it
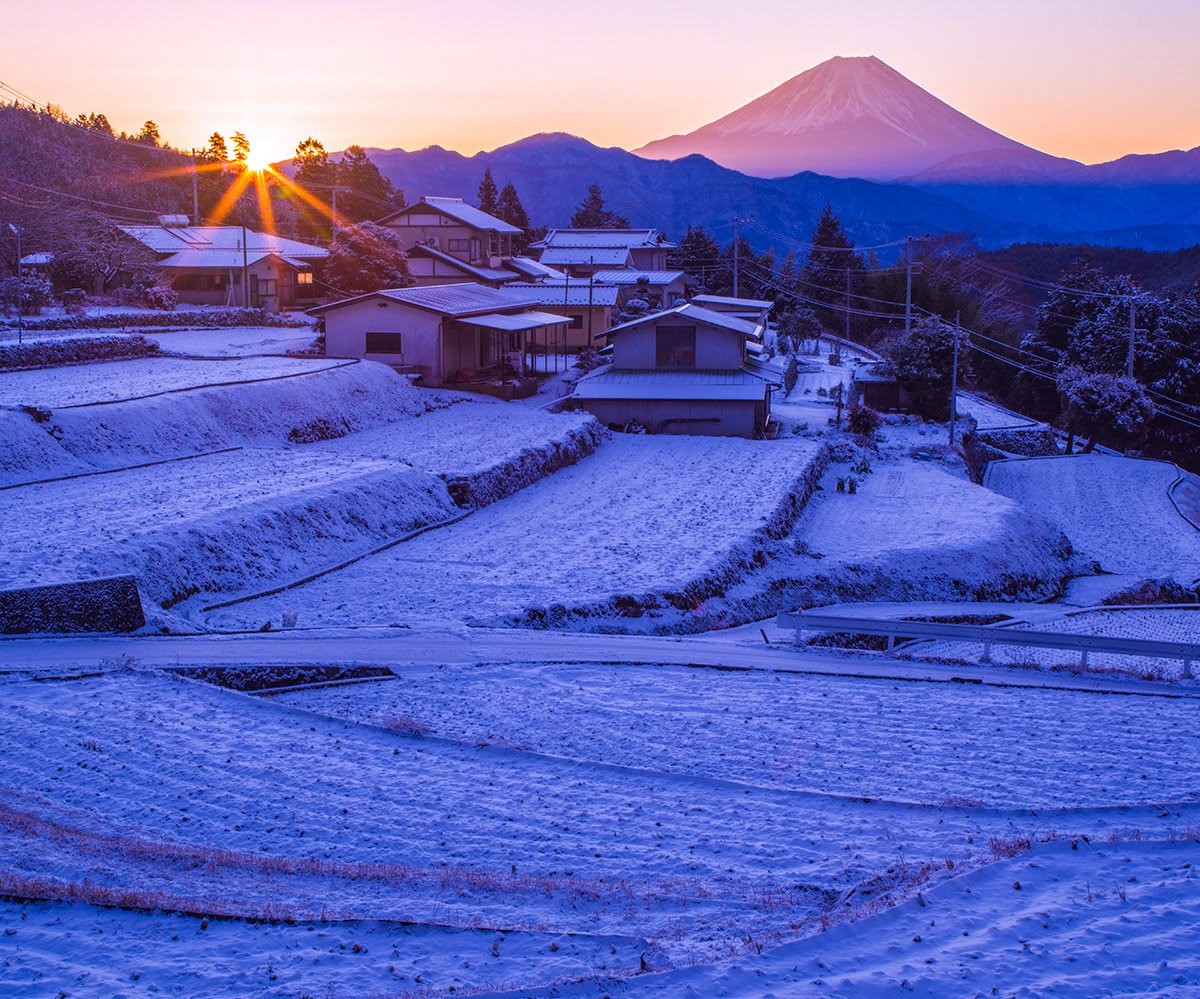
[356,132,1200,254]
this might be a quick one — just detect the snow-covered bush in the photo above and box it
[0,273,53,315]
[846,405,882,437]
[1056,365,1155,453]
[782,355,799,395]
[61,287,87,314]
[1101,578,1198,606]
[0,334,158,371]
[141,284,179,311]
[879,317,958,420]
[7,307,306,331]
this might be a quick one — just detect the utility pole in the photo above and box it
[950,310,961,446]
[731,215,753,298]
[191,149,200,225]
[8,224,22,345]
[1127,297,1136,378]
[587,260,594,349]
[240,211,250,309]
[844,267,851,344]
[330,187,339,244]
[904,235,913,334]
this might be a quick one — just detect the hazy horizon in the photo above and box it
[6,0,1200,166]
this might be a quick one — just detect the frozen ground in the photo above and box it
[145,325,319,357]
[0,354,344,407]
[987,454,1200,583]
[956,390,1040,431]
[1,663,1197,995]
[203,435,823,631]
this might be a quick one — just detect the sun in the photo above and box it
[241,150,273,173]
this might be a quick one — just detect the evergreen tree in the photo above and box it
[477,167,499,216]
[571,183,629,229]
[321,221,410,294]
[496,182,531,252]
[336,145,404,223]
[800,204,865,332]
[204,132,228,162]
[135,120,161,146]
[292,137,338,239]
[232,131,250,163]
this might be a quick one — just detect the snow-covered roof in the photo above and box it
[379,196,521,234]
[309,282,537,318]
[505,282,620,307]
[119,225,327,260]
[605,303,763,340]
[466,311,571,332]
[573,367,772,402]
[532,229,675,250]
[539,247,634,267]
[692,294,774,310]
[155,248,313,271]
[19,252,53,266]
[593,270,685,286]
[506,256,565,280]
[408,244,521,283]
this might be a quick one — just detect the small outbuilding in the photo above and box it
[310,282,570,397]
[572,303,778,438]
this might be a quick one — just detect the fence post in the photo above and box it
[981,639,991,663]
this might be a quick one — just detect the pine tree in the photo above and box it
[232,131,250,163]
[571,184,629,229]
[292,137,337,239]
[496,182,530,252]
[337,145,404,223]
[477,167,499,216]
[800,204,865,333]
[204,132,228,162]
[136,120,161,146]
[676,225,723,289]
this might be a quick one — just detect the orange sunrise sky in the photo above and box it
[5,0,1198,165]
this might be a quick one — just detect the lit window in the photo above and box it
[297,272,313,285]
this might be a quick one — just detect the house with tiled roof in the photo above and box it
[310,282,570,398]
[119,216,327,310]
[505,281,619,348]
[530,229,676,276]
[572,302,779,438]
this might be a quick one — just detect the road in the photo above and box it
[1,624,1193,699]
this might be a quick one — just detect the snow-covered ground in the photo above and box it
[987,454,1200,583]
[145,325,319,357]
[1,663,1197,996]
[203,435,823,631]
[956,390,1040,431]
[0,354,345,407]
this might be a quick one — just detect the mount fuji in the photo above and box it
[634,55,1070,181]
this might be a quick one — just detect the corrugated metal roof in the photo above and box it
[593,270,685,286]
[507,256,565,280]
[573,367,771,402]
[120,225,327,259]
[19,252,53,266]
[605,303,762,339]
[381,196,521,234]
[540,247,633,267]
[408,244,520,282]
[505,282,619,307]
[692,294,774,310]
[466,311,571,332]
[156,248,272,269]
[533,229,676,250]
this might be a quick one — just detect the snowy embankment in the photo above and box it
[986,453,1200,583]
[203,435,827,633]
[3,663,1199,995]
[1,357,602,622]
[699,456,1082,628]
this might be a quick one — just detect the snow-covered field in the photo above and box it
[204,435,824,631]
[0,354,345,407]
[1,662,1197,996]
[145,325,319,357]
[987,454,1200,582]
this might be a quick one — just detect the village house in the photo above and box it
[530,229,676,277]
[505,282,618,348]
[310,282,570,399]
[572,303,779,438]
[593,270,688,311]
[690,293,774,330]
[119,216,327,311]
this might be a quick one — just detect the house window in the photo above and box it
[448,239,470,252]
[258,279,277,297]
[655,325,696,368]
[296,272,313,286]
[365,332,403,354]
[470,238,482,261]
[568,314,584,329]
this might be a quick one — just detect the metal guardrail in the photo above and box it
[777,611,1200,677]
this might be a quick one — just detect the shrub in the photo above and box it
[0,273,53,315]
[880,316,959,420]
[61,288,88,314]
[574,347,605,374]
[0,334,158,371]
[141,284,179,311]
[846,405,882,437]
[380,715,434,737]
[287,417,349,444]
[782,355,799,395]
[1102,578,1199,606]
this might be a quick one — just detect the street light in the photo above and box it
[7,224,21,345]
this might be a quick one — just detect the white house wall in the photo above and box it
[323,299,446,383]
[613,318,745,369]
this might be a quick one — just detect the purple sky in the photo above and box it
[6,0,1199,163]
